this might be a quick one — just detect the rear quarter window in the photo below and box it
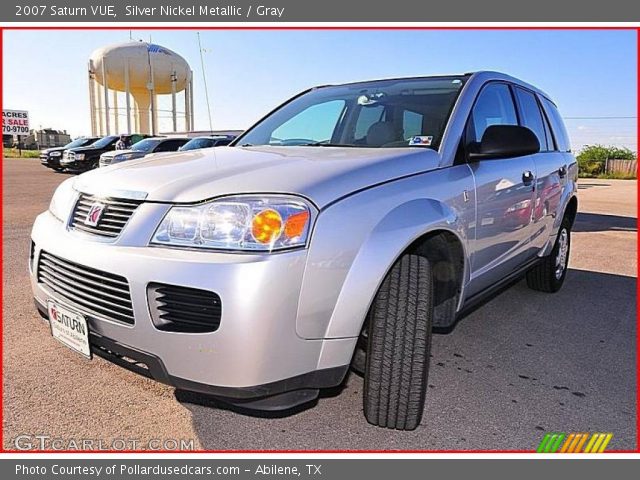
[539,96,571,152]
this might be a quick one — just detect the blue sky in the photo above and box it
[3,29,637,151]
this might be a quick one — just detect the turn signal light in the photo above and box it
[284,210,310,239]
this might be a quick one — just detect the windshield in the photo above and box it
[236,76,466,149]
[131,139,162,152]
[91,136,118,148]
[65,137,95,149]
[180,138,215,151]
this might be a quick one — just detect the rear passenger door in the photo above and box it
[466,82,538,296]
[513,87,564,251]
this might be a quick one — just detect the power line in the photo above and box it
[564,116,637,120]
[197,32,214,132]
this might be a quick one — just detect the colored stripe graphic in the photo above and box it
[538,432,612,453]
[583,433,599,453]
[537,433,565,453]
[537,433,553,453]
[596,433,613,452]
[574,433,590,452]
[559,433,576,453]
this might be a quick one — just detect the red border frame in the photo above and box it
[0,25,638,455]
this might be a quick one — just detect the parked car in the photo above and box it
[99,137,190,167]
[60,134,149,173]
[178,135,236,151]
[30,72,577,430]
[40,137,100,171]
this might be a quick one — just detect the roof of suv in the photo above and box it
[313,71,553,103]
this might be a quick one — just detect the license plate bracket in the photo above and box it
[47,300,92,359]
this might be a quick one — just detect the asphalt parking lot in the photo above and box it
[2,158,636,451]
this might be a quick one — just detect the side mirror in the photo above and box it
[468,125,540,161]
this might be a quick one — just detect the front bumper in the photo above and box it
[30,210,354,405]
[59,159,92,172]
[40,155,62,168]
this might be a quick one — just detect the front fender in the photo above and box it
[296,166,474,341]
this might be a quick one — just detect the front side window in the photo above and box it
[65,137,93,149]
[131,139,161,152]
[468,83,518,146]
[91,136,118,148]
[236,76,467,149]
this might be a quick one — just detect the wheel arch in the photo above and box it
[564,195,578,228]
[318,199,470,340]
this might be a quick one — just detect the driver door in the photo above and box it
[466,82,538,297]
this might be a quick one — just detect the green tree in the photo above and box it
[576,144,637,177]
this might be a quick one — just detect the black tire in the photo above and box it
[363,254,433,430]
[526,217,571,293]
[350,331,367,376]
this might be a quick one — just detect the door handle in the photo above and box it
[522,170,535,185]
[558,165,567,178]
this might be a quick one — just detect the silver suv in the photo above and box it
[30,71,577,430]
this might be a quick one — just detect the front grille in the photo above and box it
[70,193,142,238]
[99,156,112,167]
[148,283,222,333]
[63,151,74,161]
[37,251,135,325]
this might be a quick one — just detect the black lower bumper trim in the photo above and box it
[35,299,349,410]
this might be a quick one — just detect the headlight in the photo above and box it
[49,151,61,157]
[49,178,77,222]
[75,153,85,161]
[113,154,132,162]
[151,195,315,252]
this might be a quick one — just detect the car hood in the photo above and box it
[102,149,145,158]
[75,146,441,207]
[69,144,109,153]
[42,146,65,154]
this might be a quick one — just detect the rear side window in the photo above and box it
[539,96,571,152]
[514,87,549,151]
[468,83,518,144]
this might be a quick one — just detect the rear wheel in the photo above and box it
[526,217,571,293]
[363,254,433,430]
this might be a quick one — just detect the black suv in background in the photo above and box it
[60,134,149,173]
[40,137,100,171]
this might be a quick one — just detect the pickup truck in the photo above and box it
[40,137,100,171]
[31,71,577,430]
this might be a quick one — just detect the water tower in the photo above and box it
[88,41,194,136]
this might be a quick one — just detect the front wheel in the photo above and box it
[363,254,433,430]
[526,218,571,293]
